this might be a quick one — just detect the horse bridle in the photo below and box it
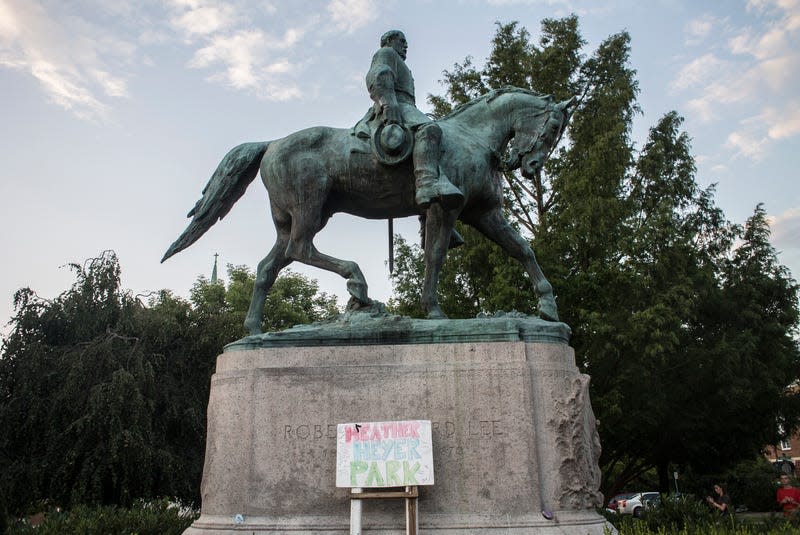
[502,105,565,172]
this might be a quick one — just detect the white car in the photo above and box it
[617,492,660,517]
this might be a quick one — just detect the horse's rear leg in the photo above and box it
[284,213,370,307]
[466,208,558,321]
[245,223,291,335]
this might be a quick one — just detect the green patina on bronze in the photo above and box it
[224,304,571,351]
[162,31,575,336]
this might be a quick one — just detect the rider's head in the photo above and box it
[380,30,407,60]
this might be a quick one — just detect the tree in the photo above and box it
[390,18,800,499]
[586,112,735,495]
[0,253,341,514]
[388,223,533,318]
[190,264,339,333]
[0,253,169,508]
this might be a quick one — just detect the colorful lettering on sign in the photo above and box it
[349,460,421,486]
[352,438,421,461]
[345,421,421,443]
[336,420,434,488]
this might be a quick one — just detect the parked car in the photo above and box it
[606,492,636,513]
[617,492,660,517]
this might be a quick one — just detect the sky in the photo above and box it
[1,0,798,336]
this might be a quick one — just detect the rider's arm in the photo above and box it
[366,49,401,124]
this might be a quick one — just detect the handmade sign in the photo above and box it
[336,420,434,488]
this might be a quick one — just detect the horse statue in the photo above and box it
[162,87,575,335]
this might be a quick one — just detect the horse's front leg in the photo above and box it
[465,208,559,322]
[421,204,458,319]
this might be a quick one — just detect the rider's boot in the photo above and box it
[414,124,464,210]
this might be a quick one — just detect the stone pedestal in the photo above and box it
[184,315,611,534]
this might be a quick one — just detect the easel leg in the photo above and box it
[405,486,418,535]
[351,488,363,535]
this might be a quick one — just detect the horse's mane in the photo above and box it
[439,86,554,120]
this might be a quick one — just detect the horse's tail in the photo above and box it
[161,141,269,263]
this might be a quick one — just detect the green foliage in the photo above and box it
[190,264,339,333]
[0,253,172,508]
[609,515,799,535]
[723,458,781,512]
[641,494,721,531]
[388,222,534,318]
[395,17,800,500]
[603,494,800,534]
[6,498,197,535]
[681,458,785,513]
[0,252,340,515]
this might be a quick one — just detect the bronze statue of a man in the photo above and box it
[366,30,463,209]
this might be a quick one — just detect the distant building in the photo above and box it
[765,434,799,475]
[764,393,800,476]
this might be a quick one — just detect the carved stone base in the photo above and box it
[184,316,612,534]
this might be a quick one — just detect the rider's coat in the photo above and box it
[365,46,430,128]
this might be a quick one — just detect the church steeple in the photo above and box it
[211,253,219,283]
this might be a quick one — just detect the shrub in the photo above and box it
[601,493,800,534]
[6,498,198,535]
[609,516,800,534]
[641,493,718,531]
[723,458,780,512]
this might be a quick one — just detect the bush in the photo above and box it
[677,458,782,513]
[6,498,198,535]
[601,492,800,534]
[609,515,800,534]
[723,458,779,512]
[641,493,718,531]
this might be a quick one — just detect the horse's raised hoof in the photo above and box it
[538,299,559,322]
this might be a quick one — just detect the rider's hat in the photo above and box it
[372,123,413,165]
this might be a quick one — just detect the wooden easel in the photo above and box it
[350,486,419,535]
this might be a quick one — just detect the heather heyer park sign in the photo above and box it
[336,420,434,488]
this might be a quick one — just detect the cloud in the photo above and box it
[672,53,727,91]
[767,206,800,253]
[188,26,305,99]
[759,103,800,139]
[729,26,791,60]
[165,1,313,100]
[171,3,236,37]
[191,29,265,89]
[485,0,567,4]
[674,0,800,160]
[725,129,767,160]
[723,98,800,159]
[327,0,378,33]
[173,6,232,35]
[1,1,365,109]
[685,14,722,45]
[769,206,800,238]
[0,1,20,41]
[0,0,135,120]
[30,60,109,118]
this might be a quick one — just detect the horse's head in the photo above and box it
[506,96,577,178]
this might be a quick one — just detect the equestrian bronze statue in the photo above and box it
[162,31,575,335]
